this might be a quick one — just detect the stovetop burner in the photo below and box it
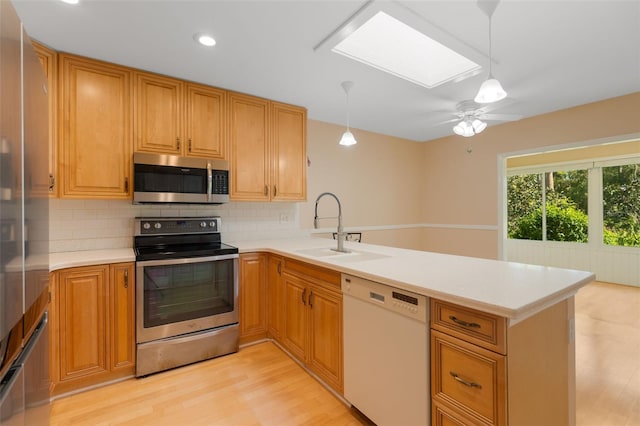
[134,217,238,261]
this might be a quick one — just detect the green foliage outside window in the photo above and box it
[603,164,640,247]
[508,162,639,247]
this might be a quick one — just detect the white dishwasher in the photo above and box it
[342,274,429,426]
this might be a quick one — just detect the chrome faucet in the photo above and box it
[314,192,349,253]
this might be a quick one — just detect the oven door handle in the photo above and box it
[136,253,238,268]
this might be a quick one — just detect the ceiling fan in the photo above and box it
[427,99,522,137]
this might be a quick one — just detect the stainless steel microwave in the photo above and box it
[133,152,229,204]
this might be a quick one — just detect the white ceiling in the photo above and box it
[13,0,640,142]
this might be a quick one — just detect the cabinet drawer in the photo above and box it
[432,400,488,426]
[431,299,506,354]
[431,330,506,426]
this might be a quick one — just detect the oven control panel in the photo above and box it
[135,217,221,235]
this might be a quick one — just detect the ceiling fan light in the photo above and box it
[474,77,507,104]
[453,120,475,137]
[339,130,357,146]
[472,119,487,133]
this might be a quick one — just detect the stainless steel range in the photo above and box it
[134,217,239,377]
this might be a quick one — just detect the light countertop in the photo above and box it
[50,249,135,272]
[48,237,595,324]
[231,237,595,324]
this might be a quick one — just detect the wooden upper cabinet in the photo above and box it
[134,72,183,155]
[186,83,227,159]
[271,102,307,201]
[59,54,132,199]
[229,92,270,201]
[134,72,227,159]
[229,92,307,201]
[32,40,57,197]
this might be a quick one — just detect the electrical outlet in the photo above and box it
[279,213,289,224]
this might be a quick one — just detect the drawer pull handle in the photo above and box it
[450,372,482,389]
[449,316,481,328]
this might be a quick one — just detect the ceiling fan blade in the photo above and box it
[424,117,461,127]
[480,113,523,121]
[475,97,517,114]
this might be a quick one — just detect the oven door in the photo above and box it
[136,254,238,344]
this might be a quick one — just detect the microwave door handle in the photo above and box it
[207,162,213,202]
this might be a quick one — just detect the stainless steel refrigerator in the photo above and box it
[0,1,50,424]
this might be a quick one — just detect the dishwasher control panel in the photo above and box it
[341,274,428,322]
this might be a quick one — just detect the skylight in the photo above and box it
[331,11,480,89]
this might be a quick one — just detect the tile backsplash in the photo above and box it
[49,198,306,253]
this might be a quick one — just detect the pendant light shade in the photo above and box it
[474,77,506,103]
[474,2,507,104]
[339,130,357,146]
[339,81,357,146]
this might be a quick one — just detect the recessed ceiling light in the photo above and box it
[60,0,79,4]
[194,33,216,47]
[330,11,481,89]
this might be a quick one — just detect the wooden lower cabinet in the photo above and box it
[431,298,576,426]
[238,253,268,345]
[281,259,343,393]
[50,263,135,396]
[239,253,343,393]
[266,254,284,341]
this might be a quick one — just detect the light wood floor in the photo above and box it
[51,281,639,426]
[574,281,640,426]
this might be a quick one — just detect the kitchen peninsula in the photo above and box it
[50,237,593,426]
[234,237,594,426]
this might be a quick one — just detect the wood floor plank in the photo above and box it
[575,281,640,426]
[51,281,639,425]
[50,342,365,426]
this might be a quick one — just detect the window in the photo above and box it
[508,158,639,247]
[602,162,640,247]
[508,169,588,242]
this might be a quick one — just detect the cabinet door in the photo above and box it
[239,253,267,344]
[32,41,57,197]
[270,102,307,201]
[59,54,131,198]
[134,72,183,154]
[186,83,227,159]
[266,255,284,341]
[109,263,135,374]
[308,284,343,392]
[229,92,270,201]
[282,274,308,362]
[55,265,109,385]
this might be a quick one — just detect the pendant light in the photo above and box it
[339,81,357,146]
[474,2,507,104]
